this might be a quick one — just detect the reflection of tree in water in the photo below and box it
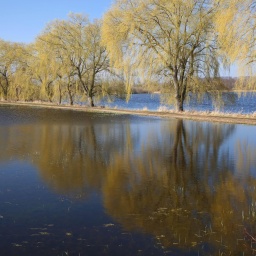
[2,113,256,254]
[102,120,256,254]
[35,121,138,196]
[35,124,105,196]
[0,124,98,197]
[0,117,139,198]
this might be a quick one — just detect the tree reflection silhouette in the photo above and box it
[102,120,256,254]
[1,112,256,254]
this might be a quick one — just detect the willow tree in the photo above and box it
[38,14,109,107]
[215,0,254,63]
[102,0,224,111]
[28,39,60,103]
[82,19,110,106]
[215,0,256,90]
[8,43,38,101]
[0,40,24,101]
[37,15,81,105]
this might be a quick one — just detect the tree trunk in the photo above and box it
[176,95,184,112]
[58,84,62,105]
[89,72,96,107]
[58,94,62,105]
[3,89,8,101]
[69,97,74,106]
[67,89,74,105]
[173,75,184,112]
[89,96,95,107]
[1,83,8,101]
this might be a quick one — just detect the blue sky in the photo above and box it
[0,0,113,43]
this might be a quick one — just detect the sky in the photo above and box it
[0,0,113,43]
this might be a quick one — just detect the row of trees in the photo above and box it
[0,14,124,107]
[0,0,255,111]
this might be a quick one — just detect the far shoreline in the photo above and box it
[0,101,256,125]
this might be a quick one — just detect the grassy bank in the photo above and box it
[0,101,256,125]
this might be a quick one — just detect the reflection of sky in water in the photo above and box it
[1,105,256,255]
[218,124,256,178]
[0,161,161,256]
[233,125,256,178]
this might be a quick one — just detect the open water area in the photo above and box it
[101,92,256,114]
[0,102,256,255]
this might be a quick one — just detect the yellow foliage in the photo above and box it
[215,0,255,82]
[102,0,225,110]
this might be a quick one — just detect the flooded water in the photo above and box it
[0,105,256,255]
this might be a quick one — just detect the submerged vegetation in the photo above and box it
[0,0,256,111]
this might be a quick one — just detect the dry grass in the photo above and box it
[182,110,256,118]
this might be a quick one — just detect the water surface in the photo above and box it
[0,105,256,255]
[101,92,256,114]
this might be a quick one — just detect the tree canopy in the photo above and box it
[215,0,256,90]
[36,14,110,106]
[102,0,227,111]
[0,14,114,106]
